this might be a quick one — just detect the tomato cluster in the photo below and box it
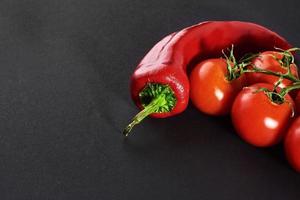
[190,50,300,172]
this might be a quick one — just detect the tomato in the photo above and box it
[285,117,300,172]
[246,51,298,88]
[189,58,246,116]
[231,83,294,147]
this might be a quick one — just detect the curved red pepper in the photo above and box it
[125,21,291,136]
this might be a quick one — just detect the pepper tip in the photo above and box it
[123,125,132,137]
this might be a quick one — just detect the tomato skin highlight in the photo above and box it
[190,58,246,116]
[246,51,298,88]
[285,117,300,172]
[231,83,294,147]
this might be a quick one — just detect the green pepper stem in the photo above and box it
[123,93,167,137]
[123,83,176,137]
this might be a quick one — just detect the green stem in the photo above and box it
[123,93,167,137]
[123,83,176,137]
[224,46,300,105]
[242,68,300,83]
[280,83,300,97]
[224,46,300,83]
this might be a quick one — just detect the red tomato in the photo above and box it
[189,58,246,116]
[285,117,300,172]
[231,83,294,147]
[246,51,298,88]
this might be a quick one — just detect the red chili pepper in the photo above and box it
[124,21,291,136]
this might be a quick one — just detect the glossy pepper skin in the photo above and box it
[131,21,291,118]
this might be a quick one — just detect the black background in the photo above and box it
[1,0,300,199]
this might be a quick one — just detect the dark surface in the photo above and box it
[1,0,300,199]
